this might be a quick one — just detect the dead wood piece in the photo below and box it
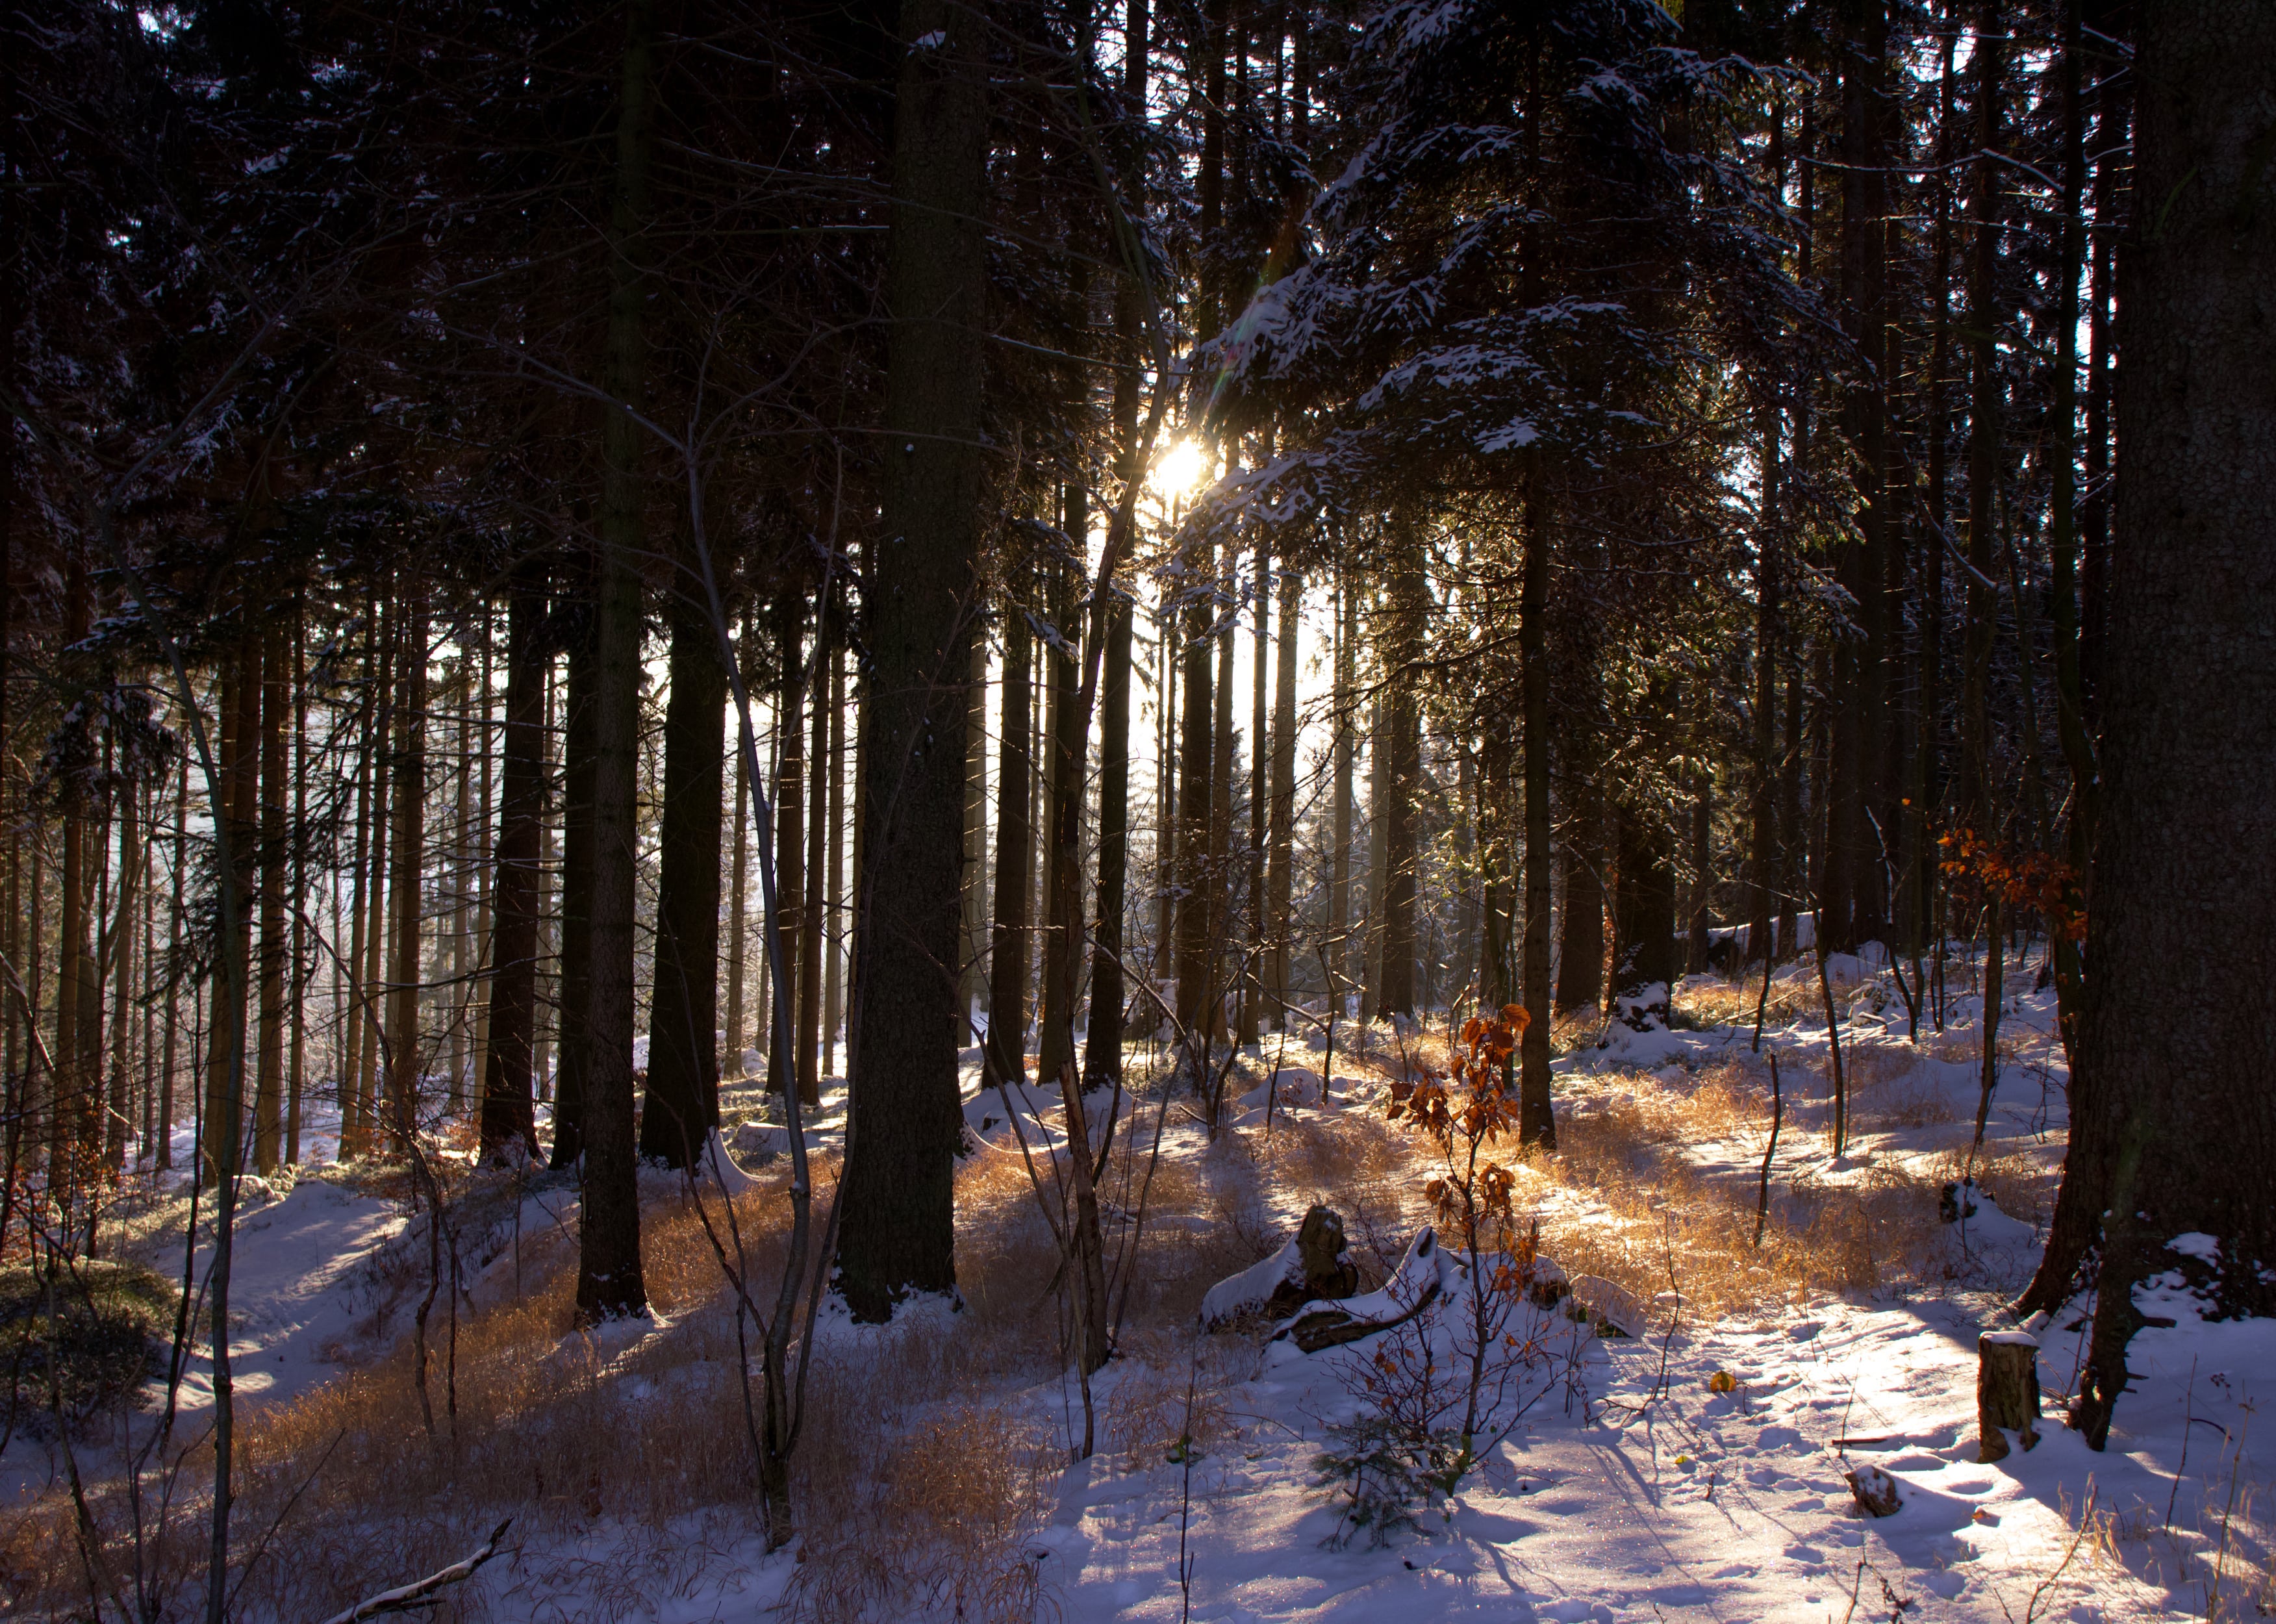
[1977,1330,2042,1462]
[317,1518,513,1624]
[1274,1279,1442,1354]
[1845,1463,1901,1517]
[1261,1204,1360,1320]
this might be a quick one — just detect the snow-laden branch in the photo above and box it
[314,1519,513,1624]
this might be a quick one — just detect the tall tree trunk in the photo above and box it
[823,650,846,1072]
[1686,758,1712,973]
[575,0,655,1325]
[1154,603,1176,1006]
[726,617,753,1072]
[160,767,185,1169]
[288,612,309,1163]
[1612,797,1677,1004]
[960,630,989,1045]
[470,620,494,1119]
[1174,519,1217,1039]
[2078,19,2126,726]
[835,0,989,1320]
[1265,566,1299,1027]
[985,572,1033,1088]
[54,570,91,1205]
[354,620,391,1160]
[1084,0,1146,1089]
[1777,611,1804,965]
[448,664,471,1115]
[1241,537,1269,1043]
[1519,471,1555,1145]
[480,567,543,1160]
[1328,568,1356,1008]
[1919,24,1956,967]
[1832,0,1891,949]
[1039,514,1084,1082]
[766,583,807,1100]
[106,776,140,1175]
[796,613,829,1106]
[644,544,728,1166]
[1083,592,1132,1089]
[1958,3,2003,833]
[1749,383,1782,965]
[1378,550,1423,1020]
[1478,731,1517,1010]
[1209,537,1235,1041]
[255,616,286,1171]
[1553,802,1606,1013]
[2022,2,2276,1447]
[2042,0,2093,1064]
[385,583,427,1156]
[550,594,596,1169]
[203,637,260,1187]
[1358,685,1387,1028]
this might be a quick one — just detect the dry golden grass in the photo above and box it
[1671,974,1811,1030]
[1921,1028,2031,1069]
[781,1389,1061,1624]
[1550,1006,1610,1052]
[1517,1060,1952,1323]
[1098,1327,1252,1475]
[0,1146,1088,1623]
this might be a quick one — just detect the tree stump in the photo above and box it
[1263,1204,1359,1319]
[1977,1331,2042,1462]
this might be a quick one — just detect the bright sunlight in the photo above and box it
[1147,437,1210,498]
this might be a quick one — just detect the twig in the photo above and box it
[1754,1051,1784,1249]
[2206,1414,2249,1621]
[2164,1357,2196,1532]
[1996,1482,2094,1624]
[1815,930,1848,1157]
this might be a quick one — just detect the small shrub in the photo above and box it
[0,1258,178,1437]
[1311,1410,1467,1549]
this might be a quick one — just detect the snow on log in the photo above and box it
[1977,1330,2042,1462]
[1269,1227,1453,1354]
[1198,1204,1358,1330]
[318,1517,512,1624]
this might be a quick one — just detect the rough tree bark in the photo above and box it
[479,566,542,1160]
[835,0,990,1320]
[575,0,655,1324]
[1518,466,1555,1145]
[2017,0,2276,1449]
[1265,563,1299,1023]
[254,615,286,1172]
[549,584,596,1170]
[640,534,727,1167]
[766,582,807,1102]
[985,566,1033,1089]
[1378,546,1424,1020]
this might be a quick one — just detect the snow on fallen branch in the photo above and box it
[315,1518,513,1624]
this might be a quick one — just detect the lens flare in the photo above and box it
[1148,438,1210,497]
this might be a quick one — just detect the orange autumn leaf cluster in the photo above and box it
[1386,1005,1529,1230]
[1938,828,2086,942]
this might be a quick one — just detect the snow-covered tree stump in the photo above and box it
[1977,1331,2042,1462]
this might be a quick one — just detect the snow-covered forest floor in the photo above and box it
[5,949,2270,1622]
